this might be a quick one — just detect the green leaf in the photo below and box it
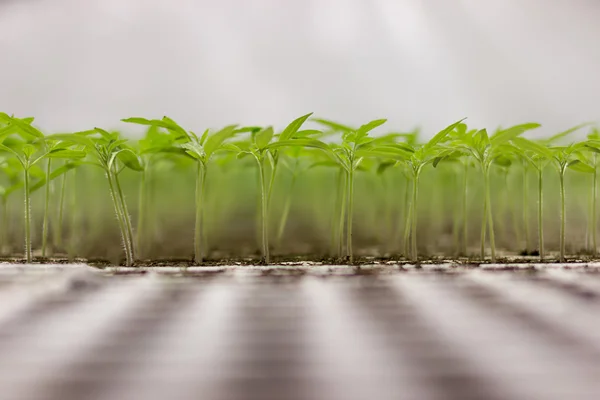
[377,161,396,175]
[0,142,22,157]
[46,149,87,159]
[203,125,238,158]
[585,143,600,154]
[9,117,44,139]
[293,129,322,138]
[116,149,144,171]
[45,133,94,149]
[234,126,262,134]
[122,116,189,139]
[357,148,409,161]
[312,118,355,133]
[426,118,467,149]
[494,155,512,167]
[491,122,541,144]
[199,129,210,145]
[308,160,339,169]
[181,142,205,161]
[28,162,79,193]
[279,113,313,141]
[22,144,37,159]
[511,137,553,159]
[544,122,593,144]
[220,143,242,153]
[254,126,274,149]
[365,144,413,159]
[355,119,387,139]
[267,139,331,152]
[474,129,490,149]
[567,159,595,174]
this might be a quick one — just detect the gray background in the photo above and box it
[0,0,598,137]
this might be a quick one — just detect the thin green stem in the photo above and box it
[523,165,531,252]
[411,169,419,262]
[538,167,544,260]
[485,166,496,262]
[194,162,207,263]
[23,167,32,263]
[114,168,135,261]
[267,157,278,209]
[380,173,393,249]
[480,166,488,261]
[276,172,297,248]
[41,158,52,257]
[146,167,156,251]
[0,197,7,255]
[338,169,347,259]
[452,170,460,256]
[593,157,597,255]
[257,157,270,263]
[107,170,132,266]
[55,163,67,250]
[559,169,566,262]
[137,166,147,259]
[390,175,409,255]
[403,177,413,258]
[330,168,343,256]
[68,168,78,259]
[462,162,468,256]
[346,167,355,264]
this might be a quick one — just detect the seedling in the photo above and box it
[446,123,541,261]
[122,116,248,263]
[272,118,391,264]
[1,111,599,265]
[49,128,142,265]
[365,119,465,261]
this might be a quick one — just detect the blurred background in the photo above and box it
[0,0,599,136]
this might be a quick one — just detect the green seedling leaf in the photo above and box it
[544,122,594,145]
[474,129,490,150]
[293,129,322,138]
[425,119,467,149]
[28,162,79,193]
[491,122,541,145]
[308,160,339,169]
[46,149,87,159]
[495,155,512,167]
[199,129,210,145]
[279,113,313,141]
[45,133,95,148]
[312,118,355,133]
[364,144,413,159]
[122,116,189,139]
[181,142,205,161]
[0,142,22,160]
[204,125,238,158]
[220,143,242,153]
[116,149,144,171]
[567,159,595,174]
[10,117,44,139]
[254,126,274,149]
[22,144,37,159]
[511,137,553,159]
[377,161,396,175]
[355,119,387,139]
[268,139,331,152]
[234,126,263,134]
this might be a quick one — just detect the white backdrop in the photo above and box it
[0,0,598,137]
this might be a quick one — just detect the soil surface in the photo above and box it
[0,263,599,399]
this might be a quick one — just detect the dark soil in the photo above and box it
[1,252,599,269]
